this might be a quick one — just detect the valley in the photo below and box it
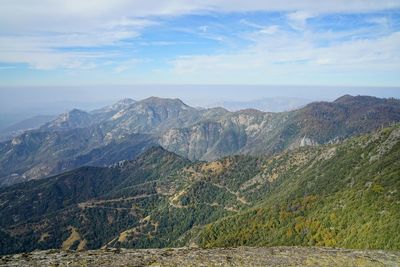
[0,121,399,255]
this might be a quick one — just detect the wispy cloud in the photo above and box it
[113,59,141,73]
[0,0,399,85]
[286,11,314,30]
[170,27,400,85]
[240,19,280,35]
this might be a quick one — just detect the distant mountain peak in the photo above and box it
[208,97,312,112]
[68,108,88,115]
[117,98,135,104]
[334,94,382,104]
[42,108,91,130]
[64,109,89,119]
[334,94,354,103]
[92,98,136,114]
[109,98,136,110]
[51,108,89,123]
[141,96,189,107]
[233,108,265,115]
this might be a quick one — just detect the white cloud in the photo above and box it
[114,59,140,73]
[198,26,209,32]
[240,19,279,35]
[170,30,400,84]
[259,26,280,35]
[202,0,400,14]
[0,48,106,70]
[2,1,399,34]
[0,32,131,69]
[0,3,155,69]
[286,11,314,30]
[0,0,399,71]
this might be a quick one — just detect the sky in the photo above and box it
[0,0,400,87]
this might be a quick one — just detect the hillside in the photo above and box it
[1,95,400,186]
[197,125,400,250]
[0,130,157,187]
[0,115,55,142]
[0,124,399,255]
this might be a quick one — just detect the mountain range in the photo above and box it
[0,123,399,255]
[1,95,400,187]
[206,97,312,112]
[0,115,56,142]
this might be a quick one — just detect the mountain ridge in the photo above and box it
[207,97,312,113]
[0,124,399,254]
[1,95,400,186]
[0,115,56,142]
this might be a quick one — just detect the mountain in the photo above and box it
[1,95,400,186]
[42,109,93,131]
[161,95,400,159]
[42,98,137,132]
[0,147,191,254]
[92,98,136,114]
[0,124,399,255]
[207,97,312,112]
[0,129,157,187]
[197,125,400,250]
[0,115,56,142]
[0,97,226,185]
[290,95,400,143]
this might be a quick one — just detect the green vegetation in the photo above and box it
[0,125,399,255]
[198,125,400,250]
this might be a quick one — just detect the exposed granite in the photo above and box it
[1,246,399,267]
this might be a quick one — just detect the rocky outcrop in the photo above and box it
[1,247,399,267]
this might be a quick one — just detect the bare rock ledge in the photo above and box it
[1,246,400,267]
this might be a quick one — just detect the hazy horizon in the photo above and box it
[1,84,399,111]
[0,84,398,129]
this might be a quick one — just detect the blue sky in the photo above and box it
[0,1,400,87]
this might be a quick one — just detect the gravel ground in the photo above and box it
[1,246,399,267]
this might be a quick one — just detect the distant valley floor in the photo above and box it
[1,246,399,267]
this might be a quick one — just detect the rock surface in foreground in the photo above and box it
[1,247,399,267]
